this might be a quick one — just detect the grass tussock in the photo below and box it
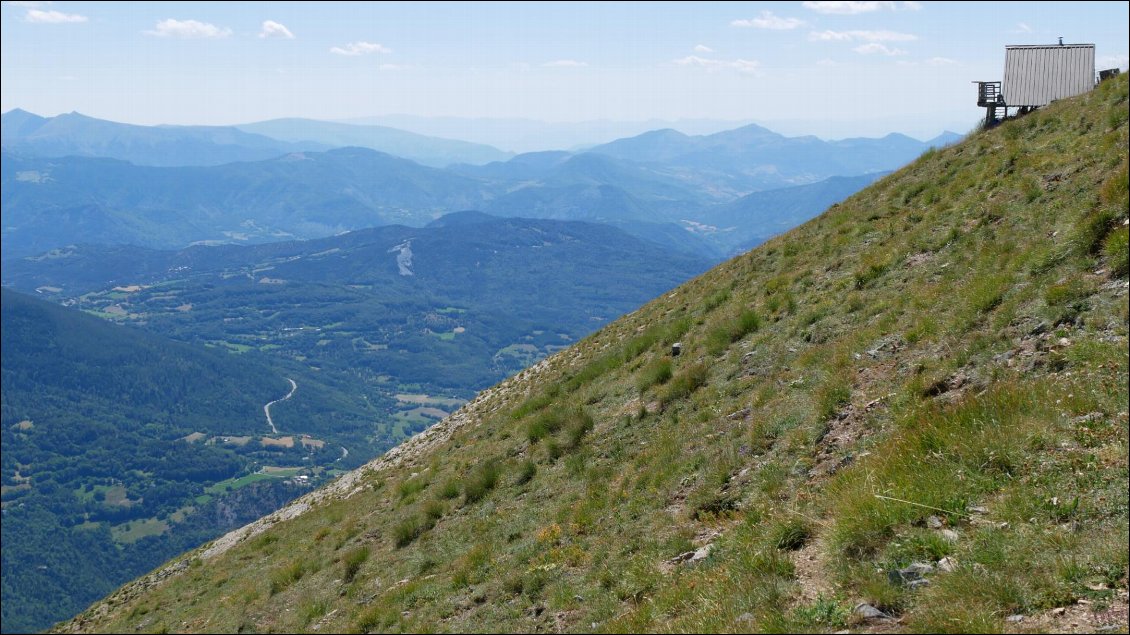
[636,358,673,392]
[704,309,761,356]
[341,546,369,583]
[268,560,306,596]
[463,460,501,504]
[514,459,537,486]
[659,362,709,408]
[393,516,426,548]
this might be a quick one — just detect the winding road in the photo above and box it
[263,378,297,434]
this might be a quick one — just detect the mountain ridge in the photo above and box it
[53,70,1129,635]
[585,121,947,190]
[0,110,327,167]
[0,109,514,168]
[2,144,878,260]
[234,118,512,167]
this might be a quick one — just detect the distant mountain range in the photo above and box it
[585,124,960,194]
[235,118,512,167]
[341,113,965,155]
[338,114,768,153]
[1,109,511,168]
[1,108,960,260]
[695,173,889,253]
[0,148,490,257]
[473,152,715,220]
[1,109,326,167]
[3,144,889,260]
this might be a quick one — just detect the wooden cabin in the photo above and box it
[974,42,1096,126]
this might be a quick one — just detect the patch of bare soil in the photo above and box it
[791,537,835,604]
[811,358,898,479]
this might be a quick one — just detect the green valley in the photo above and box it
[1,215,711,632]
[4,215,711,392]
[0,288,388,633]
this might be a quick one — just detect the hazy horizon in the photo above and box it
[2,105,969,154]
[3,1,1126,143]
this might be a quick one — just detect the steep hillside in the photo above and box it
[59,76,1128,634]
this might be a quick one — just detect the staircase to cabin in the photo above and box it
[975,81,1007,123]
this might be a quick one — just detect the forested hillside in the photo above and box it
[0,289,385,633]
[3,215,712,390]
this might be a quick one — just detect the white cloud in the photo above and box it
[808,29,916,42]
[329,41,391,56]
[674,55,761,74]
[731,11,805,30]
[853,42,906,55]
[1015,22,1032,33]
[730,59,761,73]
[543,59,588,67]
[925,56,956,66]
[802,1,919,13]
[809,30,852,42]
[25,8,86,23]
[146,19,231,39]
[674,55,720,69]
[259,20,294,39]
[694,44,714,53]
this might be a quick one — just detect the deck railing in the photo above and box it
[974,81,1003,107]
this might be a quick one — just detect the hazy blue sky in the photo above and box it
[2,1,1127,139]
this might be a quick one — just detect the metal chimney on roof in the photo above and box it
[1058,37,1064,45]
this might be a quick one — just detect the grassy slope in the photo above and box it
[60,76,1128,634]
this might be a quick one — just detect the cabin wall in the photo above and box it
[1003,45,1095,107]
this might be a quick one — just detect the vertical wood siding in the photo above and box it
[1003,45,1095,107]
